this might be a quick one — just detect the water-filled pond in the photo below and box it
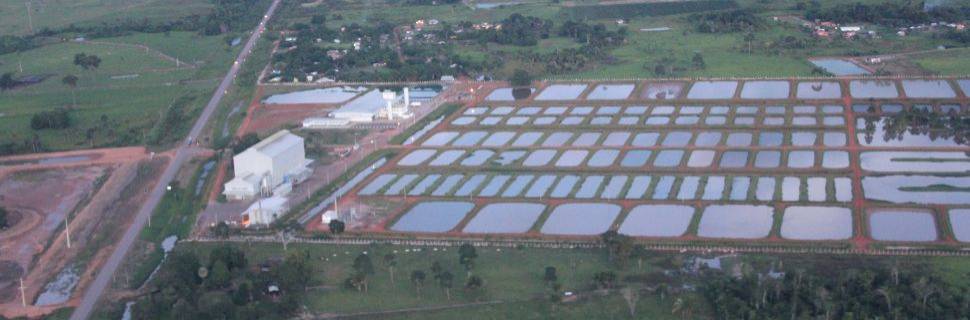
[850,80,899,99]
[703,176,726,200]
[588,149,620,167]
[810,59,870,76]
[461,150,494,166]
[822,151,850,169]
[686,81,738,99]
[856,118,966,147]
[621,150,652,167]
[572,132,601,146]
[797,81,842,99]
[730,177,750,200]
[550,175,580,198]
[694,132,722,147]
[755,151,782,168]
[502,175,535,197]
[781,207,852,240]
[740,81,790,99]
[949,209,970,242]
[726,133,752,146]
[524,150,557,166]
[619,205,695,237]
[900,79,956,98]
[756,177,776,201]
[720,151,749,168]
[698,205,774,239]
[526,175,557,198]
[626,176,652,199]
[601,176,627,199]
[863,175,970,204]
[542,132,573,147]
[603,132,631,146]
[512,132,543,147]
[385,174,419,195]
[454,175,486,197]
[360,174,397,195]
[398,149,436,166]
[654,150,684,167]
[823,132,846,146]
[663,131,693,146]
[482,132,515,146]
[431,175,464,196]
[555,150,589,167]
[391,201,474,232]
[641,82,685,99]
[535,84,588,100]
[782,177,800,201]
[486,87,533,101]
[494,150,526,165]
[835,178,852,202]
[423,132,459,146]
[540,203,621,235]
[478,175,510,197]
[678,176,700,199]
[653,176,675,199]
[429,150,466,166]
[807,177,826,201]
[688,150,716,167]
[869,210,937,242]
[860,152,970,173]
[587,84,634,100]
[409,175,440,196]
[463,203,544,233]
[632,133,660,146]
[788,151,816,168]
[263,86,365,104]
[576,176,604,198]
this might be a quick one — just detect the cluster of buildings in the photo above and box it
[809,21,871,39]
[223,130,313,226]
[302,88,414,128]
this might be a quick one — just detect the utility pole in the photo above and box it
[25,2,33,34]
[19,278,27,307]
[65,213,72,249]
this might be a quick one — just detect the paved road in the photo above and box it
[68,1,281,319]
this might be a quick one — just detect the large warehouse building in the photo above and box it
[223,130,312,201]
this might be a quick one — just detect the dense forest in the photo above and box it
[132,246,310,320]
[702,267,968,319]
[690,9,767,33]
[806,2,970,27]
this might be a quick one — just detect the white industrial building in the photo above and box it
[310,88,412,127]
[223,130,312,201]
[241,195,288,227]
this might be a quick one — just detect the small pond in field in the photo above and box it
[810,59,869,76]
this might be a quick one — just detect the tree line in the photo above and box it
[806,2,970,27]
[132,245,310,319]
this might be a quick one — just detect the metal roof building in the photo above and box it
[223,130,312,200]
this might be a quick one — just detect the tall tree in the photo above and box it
[0,72,16,91]
[410,270,426,295]
[61,74,79,107]
[543,266,558,285]
[458,243,478,277]
[352,253,375,292]
[0,207,8,229]
[438,271,454,300]
[384,253,397,284]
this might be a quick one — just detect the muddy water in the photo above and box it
[641,82,685,99]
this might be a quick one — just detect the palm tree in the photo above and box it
[62,74,79,107]
[384,253,397,284]
[439,271,454,300]
[410,270,426,296]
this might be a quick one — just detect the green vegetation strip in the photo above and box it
[563,0,737,20]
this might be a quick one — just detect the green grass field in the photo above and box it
[913,47,970,76]
[0,0,213,35]
[0,31,239,151]
[153,241,970,319]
